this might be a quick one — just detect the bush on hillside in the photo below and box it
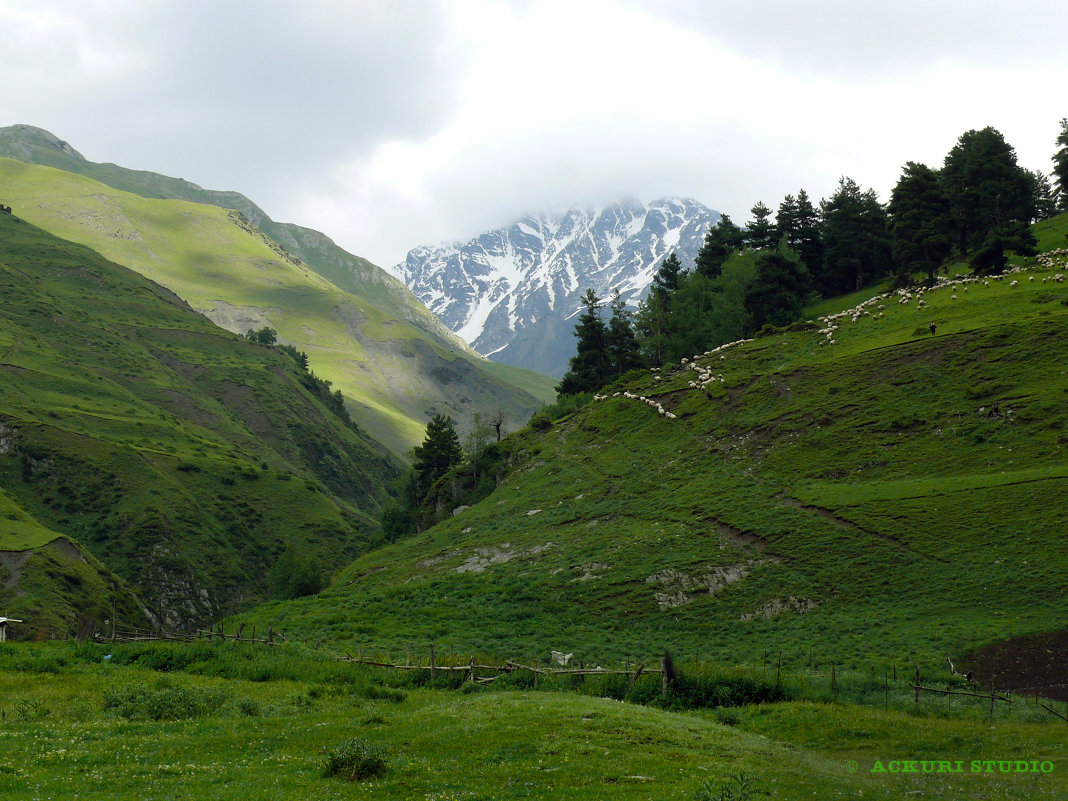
[321,737,388,781]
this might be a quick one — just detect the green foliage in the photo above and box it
[557,289,612,395]
[103,680,227,721]
[270,549,325,600]
[1054,118,1068,211]
[321,737,388,781]
[411,414,463,500]
[817,176,892,295]
[244,326,277,346]
[744,201,776,251]
[888,161,955,283]
[693,772,758,801]
[744,243,812,329]
[941,126,1035,256]
[694,214,746,278]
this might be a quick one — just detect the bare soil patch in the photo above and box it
[960,628,1068,702]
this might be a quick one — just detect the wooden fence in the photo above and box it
[109,622,286,646]
[340,644,665,692]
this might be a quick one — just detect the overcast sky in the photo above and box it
[2,0,1066,268]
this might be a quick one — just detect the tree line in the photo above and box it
[557,122,1068,395]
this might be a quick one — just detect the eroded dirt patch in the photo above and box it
[960,628,1068,702]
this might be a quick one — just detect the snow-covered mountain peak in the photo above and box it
[395,198,720,377]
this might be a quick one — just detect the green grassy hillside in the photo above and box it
[0,126,557,454]
[231,252,1068,674]
[0,213,399,629]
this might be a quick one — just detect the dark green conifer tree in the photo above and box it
[411,414,463,498]
[941,126,1035,255]
[557,289,611,395]
[745,201,776,251]
[744,243,811,329]
[817,177,892,296]
[776,194,800,247]
[1053,118,1068,211]
[794,189,824,272]
[694,215,746,279]
[606,289,643,377]
[888,162,955,284]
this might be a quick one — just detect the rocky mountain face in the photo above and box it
[394,198,720,377]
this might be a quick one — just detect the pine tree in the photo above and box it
[817,177,892,296]
[411,414,462,497]
[694,215,746,279]
[606,289,643,377]
[941,126,1035,255]
[650,252,683,302]
[776,194,800,248]
[745,202,776,251]
[557,289,611,395]
[794,189,824,272]
[1028,170,1058,221]
[1053,118,1068,211]
[744,243,811,329]
[888,162,955,284]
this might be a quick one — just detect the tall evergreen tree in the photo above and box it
[745,201,776,251]
[972,224,1038,275]
[817,177,892,296]
[888,162,955,284]
[1028,169,1058,221]
[794,189,824,272]
[411,414,463,498]
[1053,118,1068,211]
[744,243,811,329]
[650,252,683,302]
[776,194,800,247]
[606,289,643,377]
[557,289,611,395]
[694,215,746,279]
[941,126,1035,255]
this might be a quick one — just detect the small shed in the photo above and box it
[0,616,23,642]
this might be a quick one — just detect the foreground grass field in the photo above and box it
[0,641,1063,800]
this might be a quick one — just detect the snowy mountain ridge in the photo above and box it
[393,197,720,377]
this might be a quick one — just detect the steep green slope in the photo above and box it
[1,488,150,636]
[0,126,557,450]
[0,212,398,629]
[234,254,1068,670]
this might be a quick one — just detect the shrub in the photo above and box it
[321,737,388,781]
[102,681,227,721]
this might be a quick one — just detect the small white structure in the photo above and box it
[550,650,573,666]
[0,616,23,643]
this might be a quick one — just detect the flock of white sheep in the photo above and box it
[591,253,1068,422]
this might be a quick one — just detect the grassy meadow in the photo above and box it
[0,640,1063,800]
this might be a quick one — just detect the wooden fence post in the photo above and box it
[989,677,997,720]
[430,644,436,682]
[661,655,669,696]
[469,656,475,683]
[914,666,920,706]
[775,652,782,686]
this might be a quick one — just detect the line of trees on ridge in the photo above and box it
[557,122,1068,395]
